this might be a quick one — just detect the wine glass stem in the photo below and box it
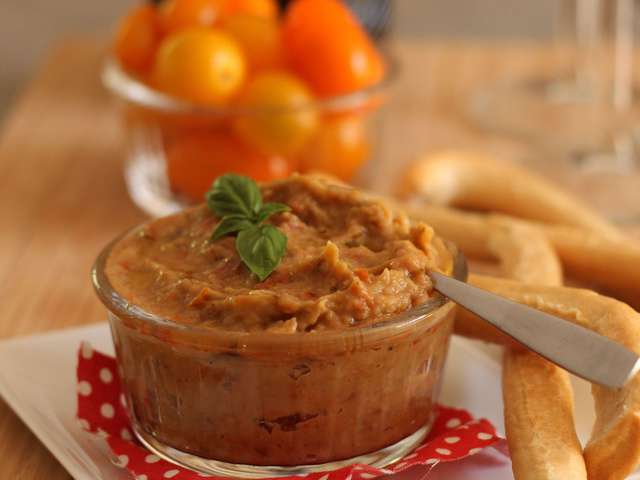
[557,0,637,109]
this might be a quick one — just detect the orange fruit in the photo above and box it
[113,5,160,73]
[167,131,293,201]
[221,14,283,72]
[282,0,385,97]
[152,28,246,105]
[159,0,225,33]
[222,0,278,19]
[234,71,318,156]
[299,115,370,180]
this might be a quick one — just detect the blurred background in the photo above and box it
[0,0,557,120]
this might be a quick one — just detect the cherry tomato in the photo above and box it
[222,0,278,19]
[234,72,318,156]
[152,28,246,105]
[221,14,282,72]
[114,5,160,73]
[159,0,225,33]
[282,0,385,97]
[167,132,293,201]
[299,116,369,180]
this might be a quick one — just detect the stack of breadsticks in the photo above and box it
[397,151,640,480]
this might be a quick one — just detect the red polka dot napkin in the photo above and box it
[76,342,506,480]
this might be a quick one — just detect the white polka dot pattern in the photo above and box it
[100,368,113,384]
[78,381,92,396]
[80,342,93,359]
[100,403,115,419]
[446,418,461,429]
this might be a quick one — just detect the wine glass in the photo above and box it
[469,0,640,223]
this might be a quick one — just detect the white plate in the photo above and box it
[0,323,608,480]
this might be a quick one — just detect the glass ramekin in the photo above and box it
[92,228,465,478]
[102,59,396,217]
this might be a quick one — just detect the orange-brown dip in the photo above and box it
[100,175,457,467]
[106,175,452,333]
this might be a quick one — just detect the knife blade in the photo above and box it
[430,271,640,388]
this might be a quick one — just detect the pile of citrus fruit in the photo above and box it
[113,0,387,201]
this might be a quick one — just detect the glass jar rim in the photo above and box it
[101,54,399,116]
[92,221,466,349]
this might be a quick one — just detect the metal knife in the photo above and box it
[430,271,640,389]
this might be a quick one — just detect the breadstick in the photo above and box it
[489,219,586,480]
[486,217,562,286]
[543,224,640,303]
[503,351,587,480]
[396,151,638,477]
[467,275,640,480]
[404,203,493,260]
[399,150,623,239]
[405,203,640,305]
[449,216,562,344]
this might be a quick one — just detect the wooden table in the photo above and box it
[0,38,633,479]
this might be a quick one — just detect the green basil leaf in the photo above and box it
[211,216,255,241]
[205,174,262,219]
[205,174,290,279]
[256,202,290,223]
[236,224,287,281]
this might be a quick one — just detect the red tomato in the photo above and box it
[299,115,369,180]
[159,0,225,33]
[152,28,246,105]
[167,132,294,201]
[114,5,160,73]
[282,0,385,97]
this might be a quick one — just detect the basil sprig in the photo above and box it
[206,174,290,281]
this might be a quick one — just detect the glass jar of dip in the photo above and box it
[93,233,464,477]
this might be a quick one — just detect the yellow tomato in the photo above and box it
[159,0,225,33]
[114,5,160,73]
[152,28,246,105]
[299,116,370,180]
[222,0,279,19]
[167,131,293,201]
[221,14,282,72]
[234,71,318,156]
